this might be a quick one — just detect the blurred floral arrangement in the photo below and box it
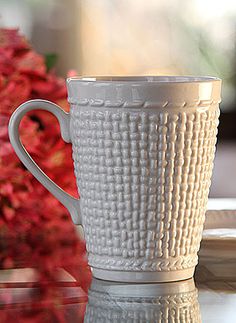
[0,28,91,300]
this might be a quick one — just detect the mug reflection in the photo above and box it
[85,278,201,322]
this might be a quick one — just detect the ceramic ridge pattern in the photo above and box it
[70,103,220,273]
[87,254,197,271]
[68,98,220,108]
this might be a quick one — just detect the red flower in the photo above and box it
[0,28,91,320]
[0,28,29,52]
[15,50,46,77]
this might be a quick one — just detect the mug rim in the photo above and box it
[67,75,221,84]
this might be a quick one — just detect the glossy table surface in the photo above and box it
[0,210,235,322]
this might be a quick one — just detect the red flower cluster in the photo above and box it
[0,29,91,294]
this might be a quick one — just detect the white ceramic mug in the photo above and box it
[8,76,221,282]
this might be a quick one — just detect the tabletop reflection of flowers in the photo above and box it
[0,28,91,319]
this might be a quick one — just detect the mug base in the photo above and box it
[92,267,195,283]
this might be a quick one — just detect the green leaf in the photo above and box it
[44,53,58,71]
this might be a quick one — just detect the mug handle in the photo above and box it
[8,99,81,225]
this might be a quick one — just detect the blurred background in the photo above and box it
[1,0,236,197]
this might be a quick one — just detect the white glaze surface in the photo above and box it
[70,103,220,274]
[9,76,221,282]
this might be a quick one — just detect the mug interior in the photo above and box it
[66,75,221,105]
[68,75,220,83]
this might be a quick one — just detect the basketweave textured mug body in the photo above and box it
[8,76,221,282]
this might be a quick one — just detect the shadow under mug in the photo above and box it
[8,76,221,283]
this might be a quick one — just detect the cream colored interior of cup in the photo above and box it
[77,76,220,83]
